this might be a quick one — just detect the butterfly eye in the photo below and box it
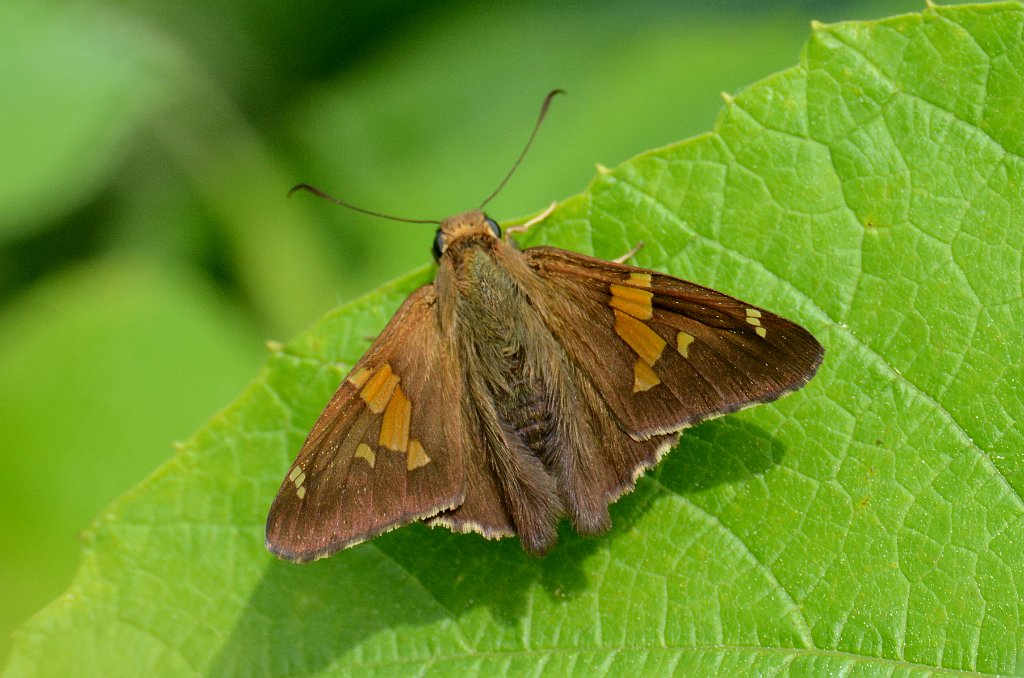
[484,218,501,238]
[432,229,445,261]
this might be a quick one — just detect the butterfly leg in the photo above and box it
[504,201,557,241]
[612,241,645,264]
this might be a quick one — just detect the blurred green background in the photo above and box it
[0,0,919,663]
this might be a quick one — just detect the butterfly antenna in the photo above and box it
[288,183,441,225]
[478,89,564,210]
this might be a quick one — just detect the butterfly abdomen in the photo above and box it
[495,350,557,456]
[447,245,573,553]
[475,359,564,555]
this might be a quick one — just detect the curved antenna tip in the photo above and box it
[288,183,316,198]
[288,183,440,225]
[478,88,566,210]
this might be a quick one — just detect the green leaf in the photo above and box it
[0,256,264,660]
[6,2,1023,675]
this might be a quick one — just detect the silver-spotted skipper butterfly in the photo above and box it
[266,91,823,561]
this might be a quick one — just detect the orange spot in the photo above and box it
[628,272,652,287]
[360,363,398,413]
[744,310,767,338]
[677,331,694,357]
[633,360,660,392]
[348,367,372,388]
[610,284,653,319]
[379,385,411,452]
[354,443,376,468]
[407,439,430,470]
[614,311,666,366]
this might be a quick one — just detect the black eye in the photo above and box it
[484,217,501,238]
[432,229,445,261]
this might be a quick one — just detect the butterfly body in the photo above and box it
[438,210,611,552]
[266,208,824,561]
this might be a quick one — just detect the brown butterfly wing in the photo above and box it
[519,246,824,440]
[423,404,517,541]
[266,285,466,562]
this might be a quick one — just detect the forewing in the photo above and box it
[521,246,824,439]
[266,285,465,562]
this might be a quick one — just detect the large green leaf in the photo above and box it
[0,256,264,659]
[6,2,1023,675]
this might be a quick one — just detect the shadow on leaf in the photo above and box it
[211,416,782,674]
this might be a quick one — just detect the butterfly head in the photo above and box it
[432,210,502,261]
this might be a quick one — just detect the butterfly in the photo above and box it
[265,91,824,561]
